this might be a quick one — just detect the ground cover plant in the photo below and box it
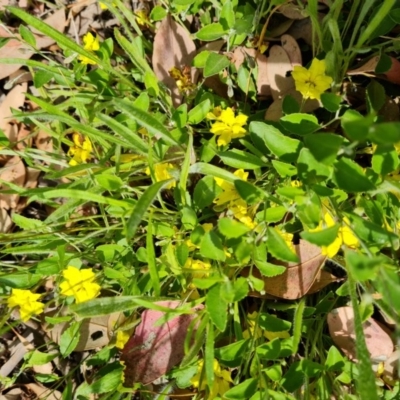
[1,0,400,398]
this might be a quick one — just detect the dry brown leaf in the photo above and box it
[232,47,271,97]
[383,349,400,383]
[306,269,342,294]
[24,383,62,400]
[347,56,380,76]
[279,2,308,20]
[0,387,24,400]
[269,19,294,38]
[0,208,12,233]
[0,10,65,80]
[152,15,196,107]
[265,88,319,121]
[0,82,27,142]
[245,240,327,299]
[327,306,394,362]
[16,123,31,150]
[267,45,295,100]
[281,34,302,67]
[0,0,9,11]
[287,17,314,46]
[0,156,26,210]
[35,129,54,154]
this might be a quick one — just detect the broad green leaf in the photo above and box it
[25,350,57,367]
[321,92,342,112]
[200,231,226,261]
[215,340,250,367]
[256,338,281,360]
[366,80,385,114]
[196,23,227,41]
[188,99,211,124]
[235,180,264,204]
[259,313,291,332]
[95,174,123,191]
[250,121,302,163]
[254,260,286,277]
[59,321,81,357]
[282,94,300,114]
[219,149,267,170]
[333,158,375,192]
[280,113,320,136]
[218,218,250,238]
[181,206,198,229]
[297,148,331,184]
[224,378,258,399]
[204,53,231,77]
[375,53,392,73]
[368,122,400,145]
[113,98,180,146]
[232,277,249,301]
[304,133,343,165]
[372,144,399,175]
[237,65,256,97]
[258,206,287,223]
[193,175,222,209]
[220,0,235,29]
[271,160,297,177]
[300,225,340,246]
[189,163,238,182]
[341,109,374,141]
[206,284,228,331]
[266,227,298,263]
[193,51,210,68]
[345,251,382,281]
[0,272,41,288]
[325,346,345,371]
[281,361,303,392]
[150,5,167,21]
[126,179,172,240]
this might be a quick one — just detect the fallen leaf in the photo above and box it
[281,34,302,67]
[287,17,314,46]
[121,300,204,386]
[16,123,32,151]
[279,2,308,20]
[152,15,196,107]
[232,47,271,97]
[24,383,62,400]
[32,9,66,49]
[383,349,400,383]
[0,156,26,210]
[306,269,343,294]
[327,306,394,362]
[245,240,327,299]
[0,82,27,142]
[268,19,294,38]
[267,45,295,100]
[0,208,13,233]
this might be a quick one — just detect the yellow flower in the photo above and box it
[68,133,93,166]
[209,107,248,146]
[292,58,333,100]
[7,289,45,322]
[185,258,211,287]
[169,66,196,94]
[145,163,176,189]
[214,169,249,206]
[310,212,359,257]
[191,359,233,399]
[135,9,150,26]
[206,106,222,120]
[229,198,256,229]
[275,227,294,252]
[99,2,108,10]
[78,32,100,65]
[115,330,130,349]
[59,266,101,304]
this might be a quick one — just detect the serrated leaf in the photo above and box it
[266,227,298,263]
[59,321,81,357]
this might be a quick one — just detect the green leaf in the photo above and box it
[33,70,53,88]
[237,65,256,97]
[12,214,44,230]
[271,160,297,177]
[259,206,287,223]
[300,225,340,246]
[126,179,172,240]
[304,133,343,165]
[189,162,238,183]
[235,180,264,204]
[196,23,227,41]
[181,206,198,229]
[59,321,81,357]
[219,149,267,170]
[259,313,291,332]
[215,340,250,367]
[333,158,375,192]
[254,261,286,277]
[19,24,36,47]
[218,218,250,238]
[173,0,196,5]
[150,5,167,21]
[250,121,302,163]
[25,350,57,367]
[95,174,123,191]
[341,109,374,141]
[280,113,320,136]
[282,94,300,114]
[147,218,160,296]
[280,361,303,392]
[368,122,400,145]
[200,231,226,261]
[366,80,386,114]
[204,53,231,77]
[297,148,331,184]
[0,272,41,288]
[206,284,228,331]
[193,51,210,68]
[375,53,392,73]
[193,175,222,209]
[345,251,382,281]
[220,0,235,29]
[321,92,342,112]
[266,227,298,263]
[372,144,399,175]
[325,346,345,371]
[113,98,180,146]
[256,338,281,360]
[224,378,258,399]
[232,277,249,301]
[188,99,211,124]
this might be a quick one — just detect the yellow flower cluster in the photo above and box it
[292,58,332,100]
[310,211,359,257]
[208,107,248,146]
[59,266,101,304]
[145,163,176,189]
[78,32,100,65]
[191,358,233,399]
[169,66,196,94]
[68,133,93,166]
[7,289,45,322]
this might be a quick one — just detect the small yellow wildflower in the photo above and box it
[185,258,211,285]
[310,212,359,257]
[292,58,333,100]
[209,107,248,146]
[59,266,101,304]
[214,169,249,206]
[135,9,150,26]
[169,66,196,94]
[99,2,108,10]
[115,330,130,349]
[229,198,256,229]
[78,32,100,65]
[191,359,233,399]
[145,163,176,189]
[7,289,45,322]
[68,133,93,166]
